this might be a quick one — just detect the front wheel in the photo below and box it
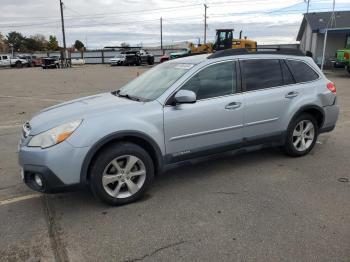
[283,113,318,157]
[90,142,154,206]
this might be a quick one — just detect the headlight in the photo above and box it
[28,120,82,148]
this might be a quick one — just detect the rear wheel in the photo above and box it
[90,142,154,205]
[284,113,318,157]
[147,57,154,65]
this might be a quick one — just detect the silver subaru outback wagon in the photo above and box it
[18,49,339,205]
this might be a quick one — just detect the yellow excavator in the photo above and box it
[191,29,257,53]
[167,29,257,60]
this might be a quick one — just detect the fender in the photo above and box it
[80,130,163,184]
[288,104,325,128]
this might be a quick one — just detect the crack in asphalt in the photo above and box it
[213,191,239,195]
[123,240,187,262]
[42,195,69,262]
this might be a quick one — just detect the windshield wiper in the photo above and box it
[112,90,141,102]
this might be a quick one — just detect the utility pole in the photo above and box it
[60,0,67,67]
[329,0,336,28]
[160,17,163,53]
[321,0,336,71]
[306,0,310,13]
[204,4,207,44]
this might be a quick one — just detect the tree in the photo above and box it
[120,42,130,48]
[0,32,8,52]
[24,34,48,51]
[6,31,26,51]
[48,35,59,51]
[31,34,48,50]
[74,40,84,51]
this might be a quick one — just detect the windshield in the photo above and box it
[118,62,193,100]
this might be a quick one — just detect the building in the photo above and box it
[297,11,350,66]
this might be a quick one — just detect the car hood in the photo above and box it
[29,92,139,135]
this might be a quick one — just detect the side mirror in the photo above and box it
[174,90,196,104]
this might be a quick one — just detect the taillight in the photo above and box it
[327,82,336,94]
[344,52,349,60]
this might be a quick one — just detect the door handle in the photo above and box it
[285,91,299,98]
[225,102,241,110]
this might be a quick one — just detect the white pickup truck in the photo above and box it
[0,55,28,68]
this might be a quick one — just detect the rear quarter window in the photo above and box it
[286,60,319,83]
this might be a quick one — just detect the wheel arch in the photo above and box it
[80,131,163,184]
[289,104,325,129]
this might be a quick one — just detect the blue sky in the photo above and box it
[0,0,349,48]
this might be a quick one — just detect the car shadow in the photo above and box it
[48,146,285,210]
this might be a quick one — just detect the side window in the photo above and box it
[285,60,319,83]
[281,60,295,85]
[2,56,8,60]
[181,61,236,100]
[242,59,283,91]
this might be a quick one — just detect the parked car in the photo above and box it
[160,54,170,63]
[138,49,154,65]
[19,49,339,206]
[159,49,190,63]
[109,54,126,66]
[0,55,28,68]
[123,51,142,66]
[42,56,61,69]
[71,58,85,66]
[18,55,43,67]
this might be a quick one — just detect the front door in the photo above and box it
[163,61,244,161]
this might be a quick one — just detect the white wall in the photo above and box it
[300,23,313,52]
[314,32,348,65]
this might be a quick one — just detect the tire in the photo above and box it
[90,142,154,206]
[347,67,350,74]
[283,113,319,157]
[147,57,154,65]
[16,61,23,68]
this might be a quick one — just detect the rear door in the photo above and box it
[163,60,244,161]
[240,58,296,140]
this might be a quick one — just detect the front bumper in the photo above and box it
[18,140,90,193]
[21,164,80,193]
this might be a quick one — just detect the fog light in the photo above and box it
[34,174,43,187]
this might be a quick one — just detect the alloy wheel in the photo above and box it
[102,155,146,198]
[292,120,315,152]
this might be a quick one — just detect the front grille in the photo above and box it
[22,122,31,139]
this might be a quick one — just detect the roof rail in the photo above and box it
[207,48,305,59]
